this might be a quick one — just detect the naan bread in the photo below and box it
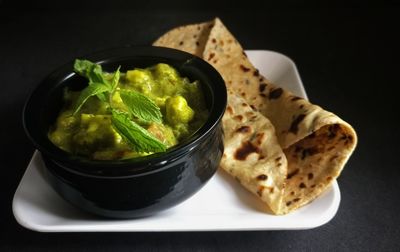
[154,18,357,214]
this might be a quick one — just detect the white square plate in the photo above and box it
[13,50,340,232]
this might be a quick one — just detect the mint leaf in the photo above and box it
[111,66,121,92]
[111,109,166,153]
[119,90,162,124]
[74,59,109,85]
[74,59,112,101]
[73,59,92,75]
[72,83,111,115]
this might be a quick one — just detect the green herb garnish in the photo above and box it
[110,66,121,93]
[74,59,112,102]
[72,83,111,115]
[119,90,163,124]
[74,59,111,87]
[72,59,167,153]
[111,109,167,153]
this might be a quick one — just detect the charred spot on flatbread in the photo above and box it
[236,125,252,134]
[240,64,251,72]
[234,141,260,161]
[290,96,303,101]
[257,174,268,181]
[289,114,307,134]
[259,83,268,93]
[287,168,299,179]
[268,88,283,100]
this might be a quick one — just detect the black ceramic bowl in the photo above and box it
[23,46,227,218]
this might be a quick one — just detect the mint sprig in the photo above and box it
[74,59,111,87]
[110,66,121,93]
[74,59,112,102]
[71,59,167,153]
[119,90,163,124]
[72,83,111,115]
[111,110,166,153]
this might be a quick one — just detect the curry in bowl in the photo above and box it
[22,46,227,218]
[48,59,208,160]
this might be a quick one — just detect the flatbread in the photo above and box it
[153,21,213,57]
[154,18,357,214]
[221,90,287,214]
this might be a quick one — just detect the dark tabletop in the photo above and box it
[1,0,399,251]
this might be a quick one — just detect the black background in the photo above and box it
[1,0,399,251]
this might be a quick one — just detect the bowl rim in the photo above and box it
[23,46,227,177]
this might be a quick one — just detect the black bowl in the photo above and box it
[23,46,227,218]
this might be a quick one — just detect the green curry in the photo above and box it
[48,60,208,160]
